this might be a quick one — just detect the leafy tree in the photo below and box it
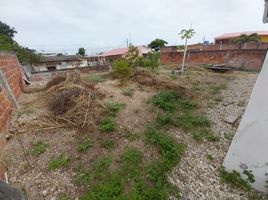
[78,47,86,56]
[0,21,40,64]
[125,45,139,67]
[178,28,195,73]
[233,33,261,44]
[148,39,168,51]
[0,21,17,38]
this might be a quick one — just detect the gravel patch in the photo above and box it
[169,72,258,200]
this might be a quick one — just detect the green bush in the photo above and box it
[112,59,132,83]
[140,52,160,71]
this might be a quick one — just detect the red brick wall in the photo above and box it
[0,52,22,133]
[160,49,267,71]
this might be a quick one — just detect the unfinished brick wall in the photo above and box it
[160,49,267,71]
[0,52,22,133]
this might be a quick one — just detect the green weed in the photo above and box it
[122,88,134,97]
[105,102,126,116]
[48,154,70,170]
[86,74,106,83]
[78,137,92,152]
[100,139,115,149]
[99,117,116,132]
[30,140,48,156]
[219,166,254,191]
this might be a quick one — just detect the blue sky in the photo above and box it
[0,0,266,54]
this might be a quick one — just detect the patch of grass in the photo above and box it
[156,112,173,126]
[100,139,115,149]
[124,130,140,141]
[48,154,70,171]
[85,74,106,83]
[219,166,255,191]
[122,87,134,97]
[224,132,232,140]
[210,83,227,95]
[30,140,48,156]
[192,129,219,142]
[105,102,126,116]
[99,117,116,132]
[121,148,143,178]
[174,112,210,131]
[78,137,92,152]
[150,90,181,112]
[145,127,186,171]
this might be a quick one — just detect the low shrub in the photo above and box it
[112,59,132,83]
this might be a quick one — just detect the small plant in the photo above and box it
[207,154,214,161]
[85,74,106,83]
[30,140,48,156]
[224,132,232,140]
[150,90,181,112]
[112,59,132,83]
[99,117,116,132]
[78,137,92,152]
[100,139,115,149]
[219,166,255,192]
[124,131,140,141]
[122,87,134,97]
[105,102,126,116]
[48,154,70,170]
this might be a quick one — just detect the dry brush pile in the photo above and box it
[21,71,105,132]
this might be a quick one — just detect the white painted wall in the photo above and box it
[224,52,268,193]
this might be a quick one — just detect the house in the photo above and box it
[99,46,151,64]
[215,31,268,44]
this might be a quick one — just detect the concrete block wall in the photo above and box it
[0,52,22,133]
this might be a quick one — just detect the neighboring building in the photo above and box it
[33,55,88,72]
[33,55,107,72]
[99,46,151,64]
[215,31,268,44]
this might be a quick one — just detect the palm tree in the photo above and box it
[233,33,261,44]
[179,28,195,73]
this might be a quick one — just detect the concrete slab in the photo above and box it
[224,114,240,124]
[224,52,268,192]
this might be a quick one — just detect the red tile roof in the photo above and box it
[100,46,151,57]
[215,31,268,40]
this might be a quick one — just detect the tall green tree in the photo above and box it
[78,47,86,56]
[0,21,17,38]
[178,28,195,73]
[148,39,168,51]
[0,21,40,64]
[233,33,261,44]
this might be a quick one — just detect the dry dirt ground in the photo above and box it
[2,68,259,200]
